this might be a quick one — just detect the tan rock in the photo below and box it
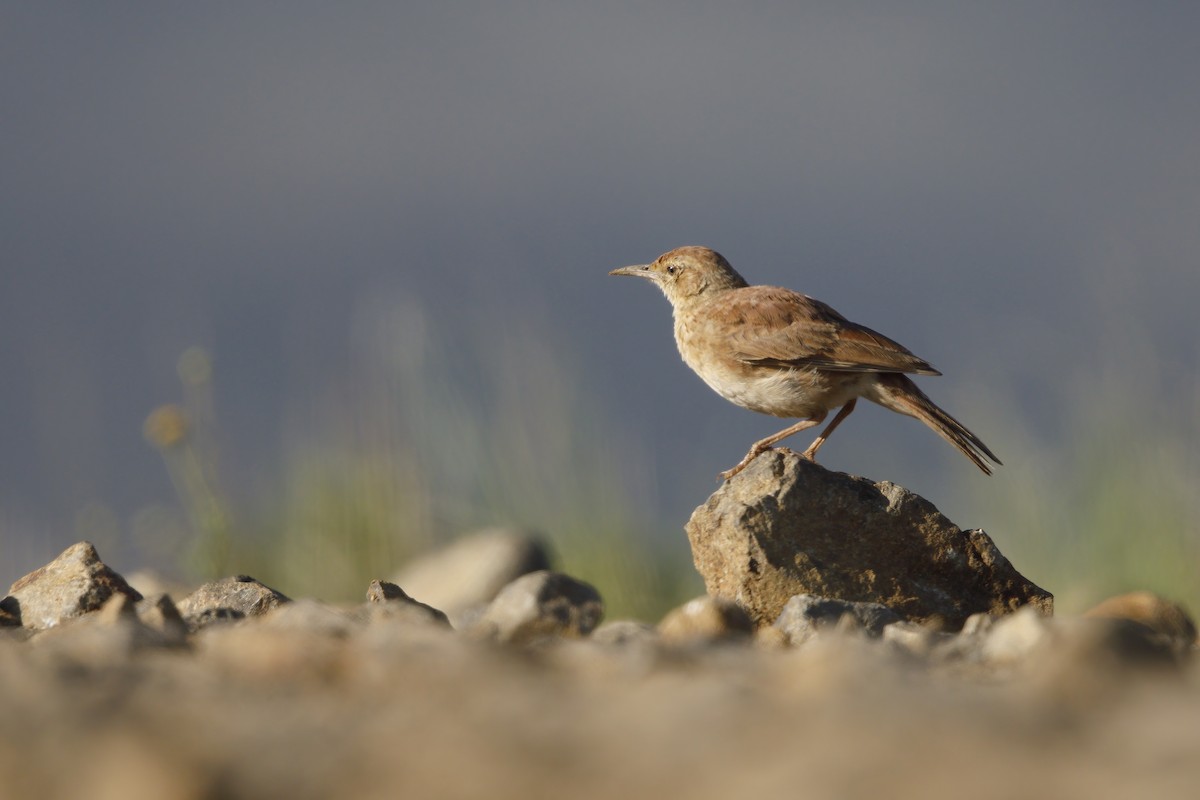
[658,596,753,645]
[2,542,143,630]
[1083,591,1196,649]
[685,451,1052,628]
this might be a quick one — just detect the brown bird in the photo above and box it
[610,246,1000,480]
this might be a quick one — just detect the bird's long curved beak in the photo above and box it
[609,264,655,279]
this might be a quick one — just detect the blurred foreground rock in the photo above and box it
[1084,591,1197,650]
[772,594,901,645]
[0,542,1196,799]
[686,451,1053,628]
[658,596,754,645]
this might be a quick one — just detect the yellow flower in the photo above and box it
[143,404,190,449]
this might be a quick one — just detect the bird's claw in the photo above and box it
[718,445,772,481]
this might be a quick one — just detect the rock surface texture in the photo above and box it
[176,575,291,631]
[686,450,1053,628]
[1,541,143,629]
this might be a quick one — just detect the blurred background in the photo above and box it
[3,3,1197,618]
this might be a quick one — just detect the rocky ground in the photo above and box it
[2,455,1197,799]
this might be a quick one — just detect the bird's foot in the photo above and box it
[718,445,773,482]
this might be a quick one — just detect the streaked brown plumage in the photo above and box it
[610,246,1000,480]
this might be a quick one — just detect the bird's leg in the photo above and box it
[718,412,827,481]
[801,399,858,461]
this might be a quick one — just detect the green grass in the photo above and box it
[148,304,699,621]
[961,367,1200,616]
[146,302,1197,623]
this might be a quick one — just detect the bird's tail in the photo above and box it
[869,373,1001,475]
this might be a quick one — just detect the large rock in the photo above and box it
[685,450,1052,629]
[1,541,143,629]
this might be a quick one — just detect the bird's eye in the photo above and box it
[666,264,677,275]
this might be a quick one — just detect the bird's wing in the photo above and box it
[727,288,941,375]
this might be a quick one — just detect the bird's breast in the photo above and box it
[673,311,873,418]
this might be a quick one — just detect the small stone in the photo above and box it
[980,605,1054,665]
[390,528,551,625]
[2,541,143,630]
[1012,616,1190,704]
[473,571,604,644]
[658,596,753,645]
[960,612,996,637]
[361,580,451,628]
[1055,616,1185,671]
[882,620,955,658]
[366,579,411,603]
[754,625,790,650]
[31,593,177,659]
[1083,591,1197,650]
[176,575,290,632]
[772,594,902,646]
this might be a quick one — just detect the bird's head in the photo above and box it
[610,246,748,305]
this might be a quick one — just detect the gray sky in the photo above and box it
[3,3,1199,586]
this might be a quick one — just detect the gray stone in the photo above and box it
[1,541,143,629]
[474,570,603,643]
[658,596,754,645]
[685,451,1053,628]
[176,575,290,631]
[772,594,902,645]
[390,528,551,624]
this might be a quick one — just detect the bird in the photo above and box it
[609,246,1001,480]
